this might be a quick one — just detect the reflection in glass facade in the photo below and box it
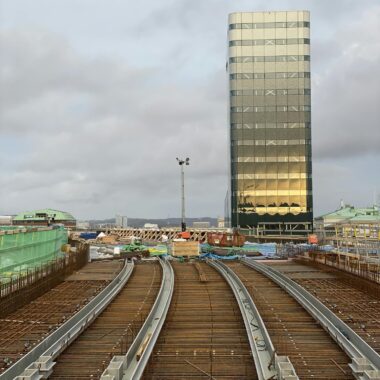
[228,11,313,229]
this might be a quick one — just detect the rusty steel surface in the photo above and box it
[269,260,380,355]
[50,261,162,379]
[142,261,257,380]
[0,260,122,374]
[226,261,354,380]
[0,245,89,318]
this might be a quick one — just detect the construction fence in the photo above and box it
[0,226,68,276]
[0,240,89,317]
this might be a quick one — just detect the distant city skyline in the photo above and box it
[0,0,379,219]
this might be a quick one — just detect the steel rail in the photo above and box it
[207,259,298,380]
[101,257,174,380]
[4,259,135,380]
[241,258,380,379]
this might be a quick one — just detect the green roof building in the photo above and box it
[13,208,76,227]
[315,203,380,228]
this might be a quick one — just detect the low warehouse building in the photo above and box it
[13,208,76,227]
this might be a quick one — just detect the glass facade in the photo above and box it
[228,11,313,228]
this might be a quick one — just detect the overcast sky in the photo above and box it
[0,0,379,220]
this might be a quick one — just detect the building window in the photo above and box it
[229,55,310,64]
[230,72,310,80]
[229,21,310,30]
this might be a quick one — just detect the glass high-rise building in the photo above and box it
[228,11,313,232]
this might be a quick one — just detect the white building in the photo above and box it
[115,215,128,228]
[0,215,12,225]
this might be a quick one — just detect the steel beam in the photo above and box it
[241,258,380,379]
[208,259,298,380]
[101,257,174,380]
[4,259,135,380]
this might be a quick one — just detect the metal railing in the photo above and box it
[241,258,380,379]
[208,259,298,380]
[101,257,174,380]
[2,259,134,380]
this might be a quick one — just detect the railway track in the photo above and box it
[268,260,380,354]
[208,259,298,379]
[0,260,122,374]
[5,256,380,379]
[225,261,355,379]
[50,261,162,379]
[142,261,257,379]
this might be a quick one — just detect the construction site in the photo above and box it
[0,220,379,380]
[1,1,379,378]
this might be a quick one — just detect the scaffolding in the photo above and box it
[0,226,68,278]
[305,222,380,283]
[321,222,380,257]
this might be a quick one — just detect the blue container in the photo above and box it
[79,232,98,240]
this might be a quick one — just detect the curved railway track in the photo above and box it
[5,256,380,380]
[268,260,380,354]
[0,260,122,375]
[50,261,162,379]
[142,261,257,380]
[225,261,355,379]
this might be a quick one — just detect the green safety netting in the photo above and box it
[0,226,68,278]
[148,245,168,256]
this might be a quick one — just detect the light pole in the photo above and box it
[176,157,190,232]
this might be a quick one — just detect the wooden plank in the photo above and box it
[171,241,199,257]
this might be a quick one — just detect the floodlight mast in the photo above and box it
[176,157,190,231]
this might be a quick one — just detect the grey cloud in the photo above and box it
[0,28,228,218]
[0,1,379,219]
[0,29,158,134]
[313,156,380,214]
[312,6,380,159]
